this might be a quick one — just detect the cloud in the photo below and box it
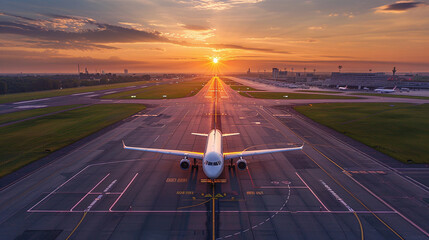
[375,1,426,13]
[0,12,289,55]
[176,0,264,10]
[308,26,324,30]
[181,24,212,31]
[0,12,169,50]
[204,43,289,54]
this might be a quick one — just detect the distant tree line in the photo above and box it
[0,74,150,94]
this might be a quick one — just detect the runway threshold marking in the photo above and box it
[262,106,411,239]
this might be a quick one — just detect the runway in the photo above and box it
[0,77,428,239]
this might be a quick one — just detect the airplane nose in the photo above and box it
[204,165,222,179]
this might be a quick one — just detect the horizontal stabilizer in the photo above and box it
[192,133,209,137]
[222,133,240,137]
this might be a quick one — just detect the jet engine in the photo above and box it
[180,158,190,170]
[237,158,247,170]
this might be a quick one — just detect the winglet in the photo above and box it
[122,140,126,148]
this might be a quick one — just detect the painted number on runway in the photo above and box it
[166,178,188,183]
[247,191,264,195]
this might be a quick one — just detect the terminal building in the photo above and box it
[325,72,395,89]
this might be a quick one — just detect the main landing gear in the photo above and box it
[228,159,235,169]
[191,158,199,169]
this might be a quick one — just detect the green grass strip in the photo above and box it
[351,93,429,100]
[296,90,341,94]
[241,92,361,99]
[230,85,263,91]
[0,104,145,177]
[0,105,81,125]
[294,103,429,164]
[0,81,151,104]
[102,78,208,99]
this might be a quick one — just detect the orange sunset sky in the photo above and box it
[1,0,428,73]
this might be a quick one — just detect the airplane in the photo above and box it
[374,86,396,93]
[338,85,348,90]
[122,130,303,179]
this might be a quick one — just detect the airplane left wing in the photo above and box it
[224,145,303,160]
[123,141,204,159]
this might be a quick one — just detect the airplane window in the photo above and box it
[213,162,218,166]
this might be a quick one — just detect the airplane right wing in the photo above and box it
[222,133,240,137]
[123,141,204,159]
[224,145,303,160]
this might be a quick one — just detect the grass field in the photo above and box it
[230,85,263,91]
[351,93,429,100]
[101,78,209,99]
[294,103,429,164]
[296,90,341,94]
[240,92,361,99]
[0,105,81,125]
[221,78,243,85]
[0,81,151,104]
[220,78,262,91]
[0,104,145,177]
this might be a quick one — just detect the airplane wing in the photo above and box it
[224,145,303,160]
[122,141,204,159]
[222,133,240,137]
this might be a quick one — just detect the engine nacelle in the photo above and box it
[180,158,190,170]
[237,158,247,170]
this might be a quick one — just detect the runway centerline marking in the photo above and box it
[320,180,353,212]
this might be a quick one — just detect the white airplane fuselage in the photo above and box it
[375,89,395,93]
[202,129,224,179]
[375,86,396,93]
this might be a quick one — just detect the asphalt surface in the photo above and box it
[0,77,428,240]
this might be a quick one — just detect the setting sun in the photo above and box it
[213,57,219,64]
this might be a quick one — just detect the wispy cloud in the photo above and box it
[375,1,426,13]
[176,0,264,10]
[0,13,169,50]
[204,43,289,54]
[0,12,290,55]
[308,26,325,30]
[180,24,212,31]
